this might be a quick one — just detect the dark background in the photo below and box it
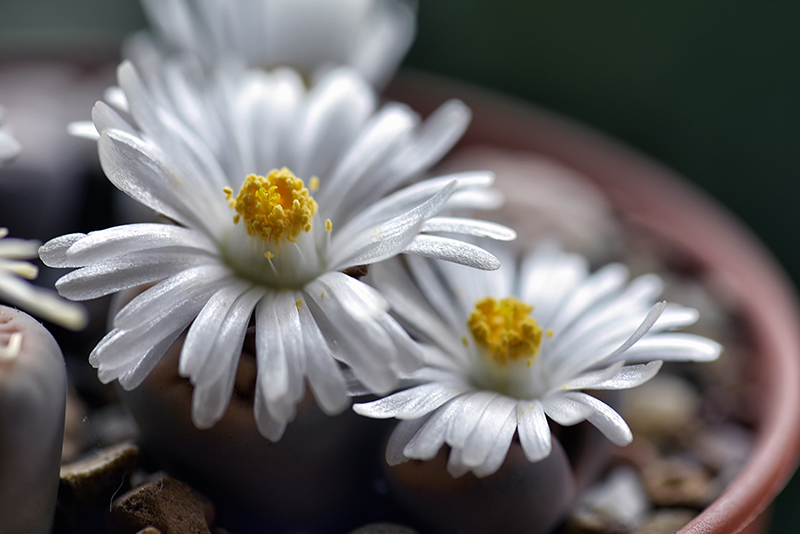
[1,0,798,531]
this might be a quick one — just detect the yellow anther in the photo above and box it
[295,298,303,311]
[223,186,234,200]
[310,177,320,192]
[326,219,332,232]
[231,168,318,245]
[462,336,469,347]
[468,297,543,365]
[264,251,275,259]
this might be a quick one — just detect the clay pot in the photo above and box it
[385,71,800,534]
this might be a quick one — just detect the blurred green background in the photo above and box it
[1,0,798,531]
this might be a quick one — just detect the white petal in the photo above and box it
[322,102,417,213]
[39,234,86,268]
[542,394,594,426]
[517,400,552,462]
[190,286,264,428]
[461,395,517,467]
[179,281,251,381]
[421,217,516,241]
[291,68,376,179]
[619,334,722,363]
[353,382,463,419]
[329,181,456,270]
[385,416,430,466]
[403,397,463,461]
[472,408,518,477]
[298,299,348,415]
[113,264,230,329]
[403,235,501,270]
[446,391,500,449]
[560,392,633,446]
[56,251,211,301]
[66,224,217,265]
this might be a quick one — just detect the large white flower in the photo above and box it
[0,229,88,335]
[41,60,514,440]
[133,0,416,89]
[355,243,722,477]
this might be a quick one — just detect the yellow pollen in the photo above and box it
[264,251,275,259]
[310,177,320,192]
[326,219,332,232]
[296,298,303,311]
[231,168,318,245]
[467,297,544,365]
[462,336,469,347]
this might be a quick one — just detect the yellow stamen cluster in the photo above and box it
[468,297,544,365]
[228,168,318,245]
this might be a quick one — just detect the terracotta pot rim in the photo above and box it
[386,70,800,534]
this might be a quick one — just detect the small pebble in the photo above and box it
[348,524,419,534]
[641,458,718,508]
[567,467,649,533]
[59,442,139,506]
[635,508,696,534]
[623,375,701,443]
[106,474,211,534]
[136,528,162,534]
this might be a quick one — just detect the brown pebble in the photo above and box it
[641,458,717,508]
[59,442,139,506]
[106,474,211,534]
[635,508,696,534]
[348,524,419,534]
[136,528,162,534]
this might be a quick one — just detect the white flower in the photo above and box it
[0,229,88,333]
[133,0,416,89]
[0,105,21,164]
[42,60,514,441]
[354,243,722,477]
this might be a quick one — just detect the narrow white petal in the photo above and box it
[517,400,552,462]
[386,416,431,466]
[402,235,501,270]
[297,297,348,415]
[39,234,86,268]
[67,120,100,140]
[446,391,500,449]
[421,217,516,241]
[542,394,594,426]
[353,383,461,419]
[561,392,633,446]
[254,391,288,442]
[66,224,217,265]
[0,275,88,331]
[403,397,463,461]
[619,334,722,363]
[56,251,211,301]
[583,361,663,390]
[179,281,251,381]
[472,408,518,477]
[330,181,456,270]
[461,395,517,467]
[113,264,230,329]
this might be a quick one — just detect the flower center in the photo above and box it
[468,297,543,365]
[226,167,318,246]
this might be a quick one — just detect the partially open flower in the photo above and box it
[355,243,722,477]
[133,0,416,88]
[42,60,514,441]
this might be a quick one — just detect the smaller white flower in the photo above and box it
[0,229,88,332]
[133,0,416,88]
[0,105,21,164]
[355,243,722,478]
